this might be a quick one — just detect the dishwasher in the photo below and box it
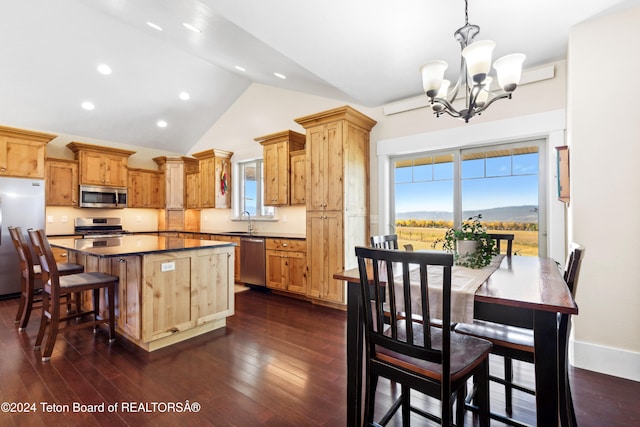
[240,236,266,288]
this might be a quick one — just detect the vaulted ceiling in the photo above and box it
[0,0,634,154]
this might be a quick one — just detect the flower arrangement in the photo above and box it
[432,214,498,268]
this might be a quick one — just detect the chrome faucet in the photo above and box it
[242,211,255,235]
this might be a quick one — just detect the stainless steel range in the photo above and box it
[74,217,127,238]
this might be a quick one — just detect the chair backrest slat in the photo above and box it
[487,233,514,257]
[28,229,61,291]
[370,234,399,250]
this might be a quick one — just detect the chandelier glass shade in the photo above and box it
[420,0,526,122]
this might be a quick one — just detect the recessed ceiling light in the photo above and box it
[182,23,201,33]
[81,101,95,111]
[146,21,163,31]
[157,120,168,128]
[179,92,190,101]
[97,64,112,75]
[235,65,246,72]
[274,72,287,79]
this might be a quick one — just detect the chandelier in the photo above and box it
[420,0,526,123]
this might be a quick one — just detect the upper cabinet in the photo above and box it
[192,149,233,209]
[153,157,185,210]
[255,130,306,206]
[128,168,165,208]
[67,142,135,187]
[184,157,200,209]
[0,125,56,179]
[46,158,78,206]
[290,149,306,205]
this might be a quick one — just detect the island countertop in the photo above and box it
[49,235,236,257]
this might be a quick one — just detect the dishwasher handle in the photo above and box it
[241,238,264,243]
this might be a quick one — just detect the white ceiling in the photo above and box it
[0,0,635,154]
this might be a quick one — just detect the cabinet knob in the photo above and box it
[282,243,288,247]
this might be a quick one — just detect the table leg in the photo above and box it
[347,281,362,427]
[534,310,559,427]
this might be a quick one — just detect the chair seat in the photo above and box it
[59,272,119,288]
[455,320,534,353]
[377,321,493,382]
[33,262,84,275]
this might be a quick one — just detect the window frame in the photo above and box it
[235,158,275,219]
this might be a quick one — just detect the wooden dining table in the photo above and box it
[334,254,578,427]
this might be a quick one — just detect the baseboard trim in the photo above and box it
[571,339,640,382]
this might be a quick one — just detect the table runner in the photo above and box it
[391,254,505,324]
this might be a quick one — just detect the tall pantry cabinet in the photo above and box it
[294,106,376,305]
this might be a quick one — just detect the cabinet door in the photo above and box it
[264,142,288,205]
[147,171,165,208]
[286,251,307,295]
[111,256,142,340]
[325,122,344,211]
[306,211,343,302]
[79,151,106,185]
[164,161,184,209]
[46,160,78,206]
[0,137,46,178]
[290,152,306,205]
[306,122,342,211]
[128,170,144,207]
[104,155,128,187]
[199,157,215,208]
[214,157,231,209]
[185,172,200,208]
[265,250,287,290]
[193,247,234,323]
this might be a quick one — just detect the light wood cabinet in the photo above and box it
[184,157,200,209]
[295,106,376,305]
[142,246,233,344]
[255,130,305,206]
[66,142,134,187]
[265,238,307,294]
[153,157,184,209]
[290,150,306,205]
[110,255,142,340]
[192,149,233,209]
[210,235,241,282]
[0,125,55,178]
[46,158,78,206]
[128,168,165,208]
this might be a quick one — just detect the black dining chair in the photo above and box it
[487,233,514,257]
[370,234,399,249]
[355,246,492,426]
[456,244,584,426]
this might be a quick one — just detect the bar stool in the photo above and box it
[28,229,118,362]
[8,226,84,331]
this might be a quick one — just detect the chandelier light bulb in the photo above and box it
[462,40,496,84]
[493,53,526,92]
[420,60,448,98]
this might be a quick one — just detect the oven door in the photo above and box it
[79,185,128,208]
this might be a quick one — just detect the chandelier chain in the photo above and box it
[464,0,469,26]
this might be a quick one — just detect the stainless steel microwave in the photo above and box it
[79,185,128,208]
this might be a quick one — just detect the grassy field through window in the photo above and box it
[397,226,538,256]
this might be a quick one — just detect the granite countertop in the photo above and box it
[48,235,235,258]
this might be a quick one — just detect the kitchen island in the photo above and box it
[49,235,235,351]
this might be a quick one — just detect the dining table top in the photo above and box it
[334,254,578,315]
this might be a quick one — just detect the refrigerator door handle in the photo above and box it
[0,195,3,245]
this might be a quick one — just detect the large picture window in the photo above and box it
[391,140,545,256]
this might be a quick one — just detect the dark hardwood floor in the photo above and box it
[0,289,638,426]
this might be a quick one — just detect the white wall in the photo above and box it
[567,5,640,381]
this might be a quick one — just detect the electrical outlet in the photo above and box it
[136,216,142,222]
[282,215,288,223]
[47,216,54,223]
[61,216,68,223]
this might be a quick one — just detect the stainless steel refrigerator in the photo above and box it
[0,177,45,298]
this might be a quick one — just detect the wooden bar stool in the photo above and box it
[27,229,118,362]
[8,226,84,331]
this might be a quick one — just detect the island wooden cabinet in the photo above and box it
[192,149,233,209]
[67,142,135,187]
[110,255,142,340]
[128,168,165,208]
[295,106,376,305]
[290,149,306,205]
[142,245,234,344]
[255,130,305,206]
[265,238,307,295]
[210,234,241,282]
[46,158,78,206]
[0,125,56,178]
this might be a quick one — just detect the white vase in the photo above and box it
[456,240,478,257]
